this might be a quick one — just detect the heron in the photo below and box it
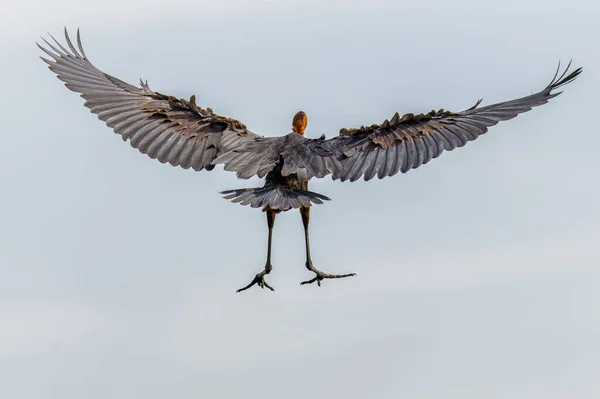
[38,29,582,292]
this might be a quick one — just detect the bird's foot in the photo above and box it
[300,261,356,287]
[236,266,274,293]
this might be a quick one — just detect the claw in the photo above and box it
[300,260,356,286]
[300,272,357,286]
[236,267,274,293]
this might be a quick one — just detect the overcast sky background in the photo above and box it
[1,0,599,397]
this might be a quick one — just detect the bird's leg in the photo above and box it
[299,206,356,287]
[237,210,276,293]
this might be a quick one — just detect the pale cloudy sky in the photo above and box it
[1,0,599,398]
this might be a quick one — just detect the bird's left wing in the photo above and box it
[319,63,581,182]
[39,28,263,172]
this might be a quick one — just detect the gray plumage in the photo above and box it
[39,29,581,210]
[221,187,330,211]
[39,28,582,290]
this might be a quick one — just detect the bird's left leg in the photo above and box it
[236,210,276,293]
[299,206,356,286]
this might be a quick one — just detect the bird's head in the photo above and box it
[292,111,308,136]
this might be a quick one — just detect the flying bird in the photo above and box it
[39,29,582,292]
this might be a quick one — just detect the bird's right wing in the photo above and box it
[39,28,262,172]
[323,62,582,182]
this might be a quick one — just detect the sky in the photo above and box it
[1,0,599,397]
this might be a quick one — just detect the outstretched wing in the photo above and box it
[323,62,582,182]
[38,28,261,172]
[40,29,581,183]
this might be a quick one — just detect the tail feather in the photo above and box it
[221,186,330,211]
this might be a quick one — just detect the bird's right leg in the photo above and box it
[299,206,356,286]
[236,210,276,293]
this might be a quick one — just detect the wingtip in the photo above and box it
[75,28,87,59]
[547,60,582,91]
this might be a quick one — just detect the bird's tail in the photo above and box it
[220,186,330,211]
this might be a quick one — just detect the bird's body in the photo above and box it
[39,29,582,291]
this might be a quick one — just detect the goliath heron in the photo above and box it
[38,29,582,292]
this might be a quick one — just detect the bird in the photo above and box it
[38,28,582,292]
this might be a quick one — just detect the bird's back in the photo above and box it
[221,136,331,212]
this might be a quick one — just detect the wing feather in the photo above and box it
[325,62,581,181]
[39,28,263,176]
[41,30,581,185]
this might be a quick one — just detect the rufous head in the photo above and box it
[292,111,308,136]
